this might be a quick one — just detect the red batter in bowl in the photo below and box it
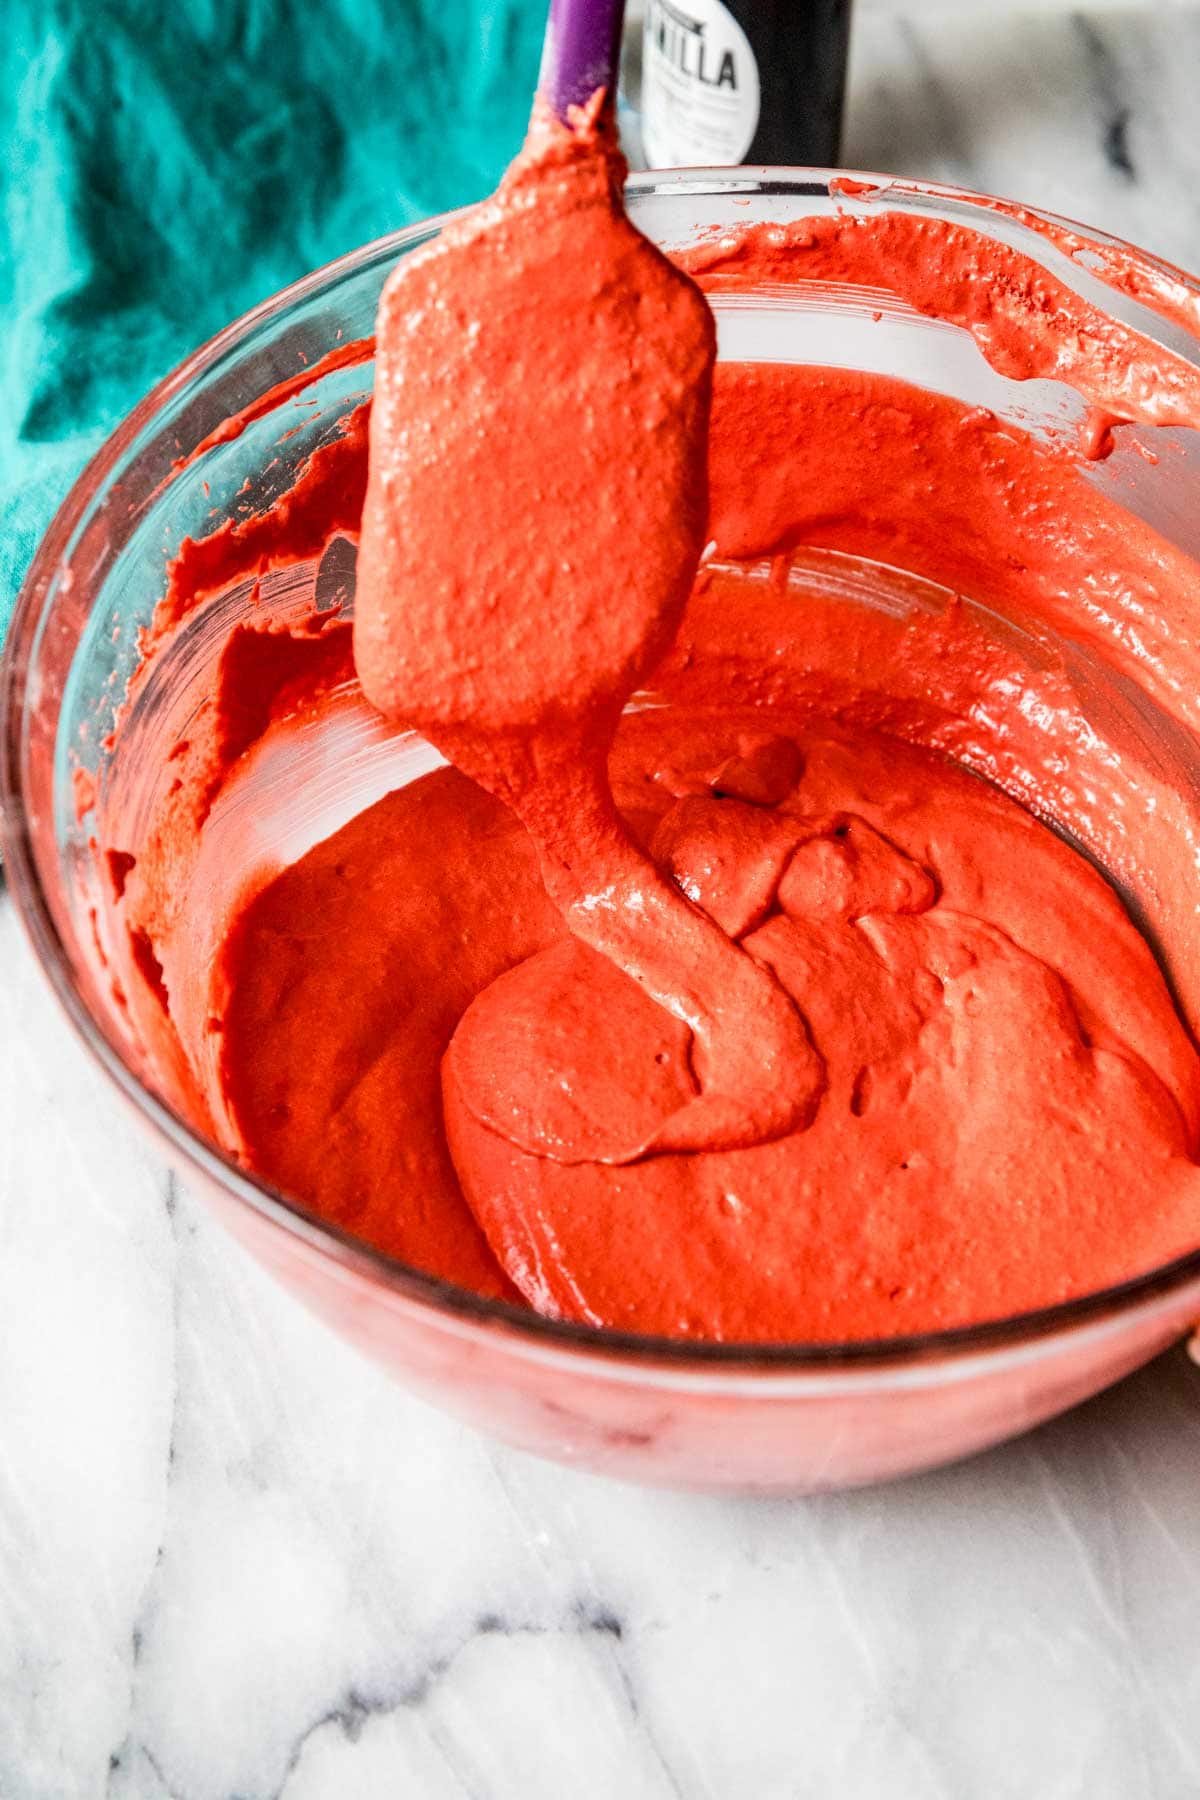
[84,113,1200,1350]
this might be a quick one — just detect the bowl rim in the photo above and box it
[5,164,1200,1376]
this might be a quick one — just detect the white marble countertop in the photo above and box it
[6,6,1200,1797]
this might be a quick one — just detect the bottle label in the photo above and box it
[641,0,761,168]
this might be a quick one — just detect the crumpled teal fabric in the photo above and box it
[1,0,542,643]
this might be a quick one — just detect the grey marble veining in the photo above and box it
[845,5,1200,269]
[6,8,1200,1798]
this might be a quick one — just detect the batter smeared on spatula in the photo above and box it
[354,93,824,1167]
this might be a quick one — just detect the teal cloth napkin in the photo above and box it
[1,0,542,642]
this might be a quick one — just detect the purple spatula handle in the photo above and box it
[538,0,627,120]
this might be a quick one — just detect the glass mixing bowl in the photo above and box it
[5,173,1200,1495]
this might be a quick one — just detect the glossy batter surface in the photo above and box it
[98,148,1200,1342]
[216,683,1200,1340]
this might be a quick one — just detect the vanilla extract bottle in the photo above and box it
[638,0,851,170]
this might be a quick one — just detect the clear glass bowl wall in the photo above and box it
[5,173,1200,1494]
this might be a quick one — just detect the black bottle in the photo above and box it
[638,0,851,170]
